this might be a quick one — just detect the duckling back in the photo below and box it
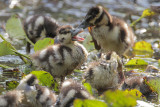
[24,15,59,53]
[84,52,124,92]
[55,79,94,107]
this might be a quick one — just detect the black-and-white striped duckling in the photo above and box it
[84,52,125,93]
[0,74,38,107]
[31,25,88,82]
[74,6,136,55]
[24,15,59,53]
[18,74,56,107]
[55,79,94,107]
[0,74,57,107]
[35,84,57,107]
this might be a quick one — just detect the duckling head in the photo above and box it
[16,74,38,91]
[57,25,84,44]
[78,6,110,29]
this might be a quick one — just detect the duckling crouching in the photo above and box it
[0,74,57,107]
[0,90,24,107]
[55,79,94,107]
[84,52,125,93]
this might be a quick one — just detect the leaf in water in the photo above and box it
[125,59,148,67]
[142,9,155,17]
[6,80,19,90]
[30,71,59,92]
[124,89,143,99]
[104,90,137,107]
[74,99,108,107]
[144,77,160,99]
[0,41,16,56]
[6,14,26,39]
[83,83,93,95]
[133,41,154,53]
[34,38,54,52]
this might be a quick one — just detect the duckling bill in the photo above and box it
[74,6,136,55]
[31,25,88,82]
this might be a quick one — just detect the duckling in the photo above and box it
[16,74,39,106]
[0,74,57,107]
[84,52,125,93]
[16,73,38,90]
[31,25,88,82]
[24,15,59,53]
[122,76,158,101]
[55,79,94,107]
[35,84,57,107]
[17,74,57,107]
[0,74,38,107]
[0,90,23,107]
[74,6,136,55]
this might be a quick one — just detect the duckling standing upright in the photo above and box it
[24,15,59,53]
[75,6,135,55]
[32,25,88,82]
[84,52,125,93]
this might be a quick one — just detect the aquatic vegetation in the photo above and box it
[0,1,160,106]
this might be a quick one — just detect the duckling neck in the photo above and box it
[61,41,76,46]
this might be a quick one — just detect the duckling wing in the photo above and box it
[88,27,101,50]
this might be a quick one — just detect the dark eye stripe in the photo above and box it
[94,11,104,25]
[86,15,94,22]
[59,30,71,34]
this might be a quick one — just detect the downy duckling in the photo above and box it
[17,74,57,107]
[35,84,57,107]
[0,74,57,107]
[0,74,38,107]
[55,79,94,107]
[0,90,23,107]
[32,25,88,82]
[74,6,136,55]
[24,15,59,53]
[16,73,38,90]
[122,76,158,101]
[84,52,125,93]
